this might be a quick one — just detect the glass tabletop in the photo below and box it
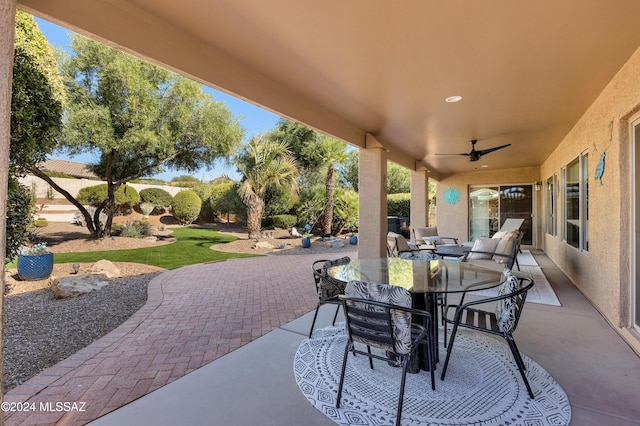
[326,258,504,294]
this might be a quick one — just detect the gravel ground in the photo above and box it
[3,269,162,392]
[3,221,356,393]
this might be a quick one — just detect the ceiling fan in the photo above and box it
[437,139,511,162]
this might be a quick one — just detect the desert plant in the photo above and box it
[73,206,108,229]
[34,218,48,227]
[171,190,202,224]
[117,221,150,238]
[139,202,156,217]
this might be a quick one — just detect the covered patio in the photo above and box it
[3,251,639,425]
[2,0,640,424]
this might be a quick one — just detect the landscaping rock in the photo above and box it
[51,273,110,299]
[89,260,121,278]
[253,241,276,249]
[323,239,345,249]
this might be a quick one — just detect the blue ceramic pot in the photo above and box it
[349,235,358,245]
[302,238,311,248]
[17,252,54,281]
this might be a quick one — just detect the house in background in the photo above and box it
[38,159,99,180]
[2,1,640,354]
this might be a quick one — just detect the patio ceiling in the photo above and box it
[18,0,640,179]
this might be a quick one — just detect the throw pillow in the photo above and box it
[493,231,518,264]
[495,269,520,333]
[467,237,500,260]
[491,231,507,239]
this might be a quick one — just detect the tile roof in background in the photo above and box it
[39,159,100,180]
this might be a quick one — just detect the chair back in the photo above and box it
[312,257,350,301]
[495,270,534,333]
[412,226,440,246]
[342,281,413,355]
[499,218,525,233]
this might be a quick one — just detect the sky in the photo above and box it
[34,18,282,182]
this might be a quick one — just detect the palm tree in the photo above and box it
[269,119,347,236]
[234,137,299,239]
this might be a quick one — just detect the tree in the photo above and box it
[269,119,347,236]
[339,149,359,191]
[32,35,244,237]
[7,12,64,260]
[234,137,299,238]
[387,162,410,194]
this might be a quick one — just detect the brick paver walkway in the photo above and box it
[4,252,354,425]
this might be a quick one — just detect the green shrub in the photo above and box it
[271,214,297,229]
[388,193,410,217]
[171,190,202,224]
[77,184,140,212]
[35,218,48,227]
[261,216,273,228]
[138,218,151,227]
[139,187,173,207]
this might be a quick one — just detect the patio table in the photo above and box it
[434,244,469,258]
[326,258,503,371]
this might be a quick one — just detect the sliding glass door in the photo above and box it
[469,185,533,245]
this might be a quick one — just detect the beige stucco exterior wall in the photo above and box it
[434,167,541,245]
[540,45,640,331]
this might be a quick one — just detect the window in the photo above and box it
[545,175,556,236]
[564,153,588,251]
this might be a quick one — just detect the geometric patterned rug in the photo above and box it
[294,325,571,426]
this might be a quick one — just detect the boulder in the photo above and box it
[52,273,110,299]
[323,239,345,249]
[253,241,276,249]
[89,259,121,278]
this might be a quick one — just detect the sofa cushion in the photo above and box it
[493,231,518,264]
[467,238,500,260]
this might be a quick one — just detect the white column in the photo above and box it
[0,0,17,410]
[358,135,387,258]
[410,170,429,239]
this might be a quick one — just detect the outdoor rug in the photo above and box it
[473,251,562,306]
[295,325,571,426]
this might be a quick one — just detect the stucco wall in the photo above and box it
[540,45,640,327]
[19,175,185,199]
[435,166,541,245]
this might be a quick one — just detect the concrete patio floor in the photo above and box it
[4,250,640,425]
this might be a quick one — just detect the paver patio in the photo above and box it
[4,253,353,425]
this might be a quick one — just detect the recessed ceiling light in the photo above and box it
[445,95,463,103]
[481,165,489,168]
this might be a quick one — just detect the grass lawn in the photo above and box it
[12,227,256,270]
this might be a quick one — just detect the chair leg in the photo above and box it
[440,322,460,381]
[367,345,374,369]
[508,337,527,371]
[395,357,409,426]
[308,305,321,338]
[336,340,352,408]
[331,304,341,326]
[505,338,534,399]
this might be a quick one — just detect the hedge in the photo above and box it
[388,193,410,217]
[77,184,140,211]
[139,187,173,207]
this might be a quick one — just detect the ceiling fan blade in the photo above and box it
[435,153,470,156]
[477,143,511,157]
